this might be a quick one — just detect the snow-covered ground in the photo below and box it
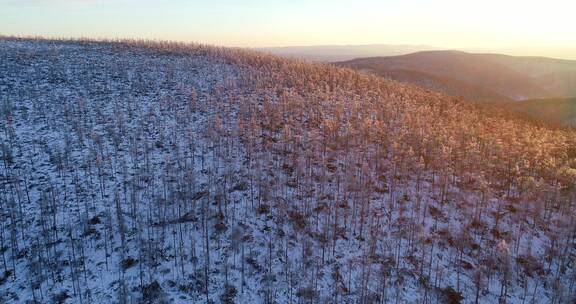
[0,38,574,304]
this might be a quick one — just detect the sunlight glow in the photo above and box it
[1,0,575,59]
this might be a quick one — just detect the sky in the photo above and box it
[1,0,575,59]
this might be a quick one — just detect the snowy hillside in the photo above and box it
[1,38,575,304]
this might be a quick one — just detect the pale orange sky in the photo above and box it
[1,0,575,59]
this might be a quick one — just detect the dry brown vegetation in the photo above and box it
[1,37,575,303]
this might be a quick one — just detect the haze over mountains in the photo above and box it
[259,44,438,62]
[339,51,576,101]
[507,97,576,126]
[334,51,576,126]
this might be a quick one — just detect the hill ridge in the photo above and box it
[1,37,575,304]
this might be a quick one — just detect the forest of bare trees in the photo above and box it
[0,37,575,303]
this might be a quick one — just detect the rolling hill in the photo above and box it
[1,38,575,304]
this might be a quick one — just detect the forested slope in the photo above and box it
[1,38,575,303]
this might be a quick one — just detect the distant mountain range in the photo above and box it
[258,44,438,62]
[259,46,576,125]
[337,51,576,125]
[338,51,576,101]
